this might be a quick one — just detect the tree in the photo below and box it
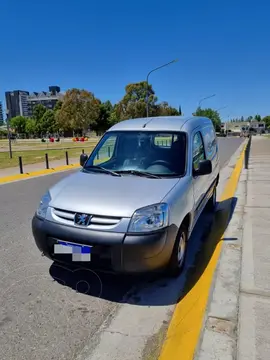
[92,101,114,135]
[33,104,47,136]
[0,129,8,137]
[25,118,36,135]
[108,105,120,126]
[9,116,27,133]
[117,81,157,120]
[56,88,100,134]
[156,101,179,116]
[262,116,270,129]
[40,110,58,134]
[53,101,64,134]
[33,104,47,122]
[194,107,221,130]
[254,114,261,122]
[53,100,63,112]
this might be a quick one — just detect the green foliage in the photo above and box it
[156,102,179,116]
[108,106,120,126]
[33,104,47,122]
[40,110,58,134]
[117,81,157,119]
[56,88,100,133]
[14,84,270,137]
[194,107,221,130]
[262,116,270,128]
[0,129,8,137]
[116,81,179,120]
[9,116,27,133]
[31,104,59,135]
[91,101,115,134]
[25,118,36,135]
[53,100,63,112]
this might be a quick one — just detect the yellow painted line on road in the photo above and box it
[0,163,80,185]
[159,144,246,360]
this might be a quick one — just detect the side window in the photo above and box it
[201,126,217,159]
[193,132,205,171]
[93,135,117,165]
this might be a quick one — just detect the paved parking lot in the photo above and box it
[0,137,244,360]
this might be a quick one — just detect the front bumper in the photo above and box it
[32,215,178,274]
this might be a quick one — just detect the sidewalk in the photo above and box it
[0,156,80,178]
[238,136,270,360]
[197,136,270,360]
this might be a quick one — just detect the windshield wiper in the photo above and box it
[116,170,161,179]
[83,165,121,177]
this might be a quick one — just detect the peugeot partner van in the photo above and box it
[32,116,220,277]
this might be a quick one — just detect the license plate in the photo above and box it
[54,240,92,262]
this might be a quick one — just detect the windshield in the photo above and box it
[84,131,187,177]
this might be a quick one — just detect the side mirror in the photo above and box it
[80,153,88,167]
[193,159,212,176]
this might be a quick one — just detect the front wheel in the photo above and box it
[166,224,188,278]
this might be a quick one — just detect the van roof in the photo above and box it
[108,116,213,132]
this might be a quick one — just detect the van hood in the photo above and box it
[49,170,180,217]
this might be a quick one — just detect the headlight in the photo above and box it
[128,203,169,233]
[36,191,51,219]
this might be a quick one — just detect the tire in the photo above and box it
[166,224,188,278]
[206,185,217,212]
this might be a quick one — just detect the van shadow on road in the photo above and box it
[49,197,238,307]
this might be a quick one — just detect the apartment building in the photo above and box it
[0,101,4,125]
[5,86,63,118]
[27,86,64,117]
[5,90,29,118]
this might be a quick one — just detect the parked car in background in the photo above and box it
[32,116,220,277]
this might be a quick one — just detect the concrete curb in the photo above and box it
[158,139,247,360]
[195,140,248,360]
[0,163,80,185]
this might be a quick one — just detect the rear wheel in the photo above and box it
[166,224,188,278]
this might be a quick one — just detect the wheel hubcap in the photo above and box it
[177,232,186,267]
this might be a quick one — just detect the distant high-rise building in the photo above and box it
[0,101,4,125]
[27,86,63,117]
[5,90,29,118]
[5,86,64,119]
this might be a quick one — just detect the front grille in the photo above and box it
[52,208,122,229]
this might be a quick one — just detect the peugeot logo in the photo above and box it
[74,213,92,226]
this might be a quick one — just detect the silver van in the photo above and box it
[32,116,220,277]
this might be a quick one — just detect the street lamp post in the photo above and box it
[224,114,231,136]
[215,106,227,112]
[198,94,216,108]
[146,59,178,117]
[6,109,12,159]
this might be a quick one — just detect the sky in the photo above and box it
[0,0,270,120]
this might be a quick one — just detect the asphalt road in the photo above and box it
[0,137,244,360]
